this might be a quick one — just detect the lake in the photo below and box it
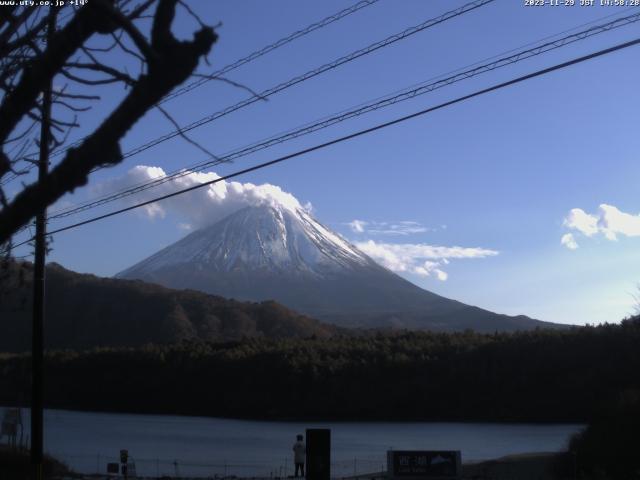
[0,407,584,478]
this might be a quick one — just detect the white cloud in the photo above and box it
[92,165,498,283]
[597,204,640,240]
[92,165,304,229]
[414,260,449,281]
[561,233,578,250]
[562,204,640,245]
[354,240,498,281]
[347,219,367,233]
[302,201,314,213]
[563,208,598,237]
[435,269,448,281]
[346,219,429,236]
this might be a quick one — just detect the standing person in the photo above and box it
[293,434,306,478]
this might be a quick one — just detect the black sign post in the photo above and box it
[387,451,461,480]
[306,428,330,480]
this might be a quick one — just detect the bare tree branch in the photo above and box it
[178,0,207,29]
[0,8,37,51]
[110,30,146,72]
[65,62,137,86]
[102,1,158,63]
[127,0,158,20]
[0,1,118,159]
[0,14,48,58]
[60,67,129,86]
[193,73,268,101]
[52,99,92,113]
[156,104,219,160]
[0,0,217,244]
[53,91,101,101]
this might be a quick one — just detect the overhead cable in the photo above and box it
[20,0,495,173]
[47,10,640,220]
[0,0,381,185]
[7,34,639,253]
[162,0,382,104]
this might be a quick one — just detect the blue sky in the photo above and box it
[9,0,640,325]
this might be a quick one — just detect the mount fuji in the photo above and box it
[117,203,556,332]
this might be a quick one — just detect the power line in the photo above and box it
[120,0,495,158]
[8,35,640,252]
[161,0,381,104]
[46,10,640,221]
[0,0,381,185]
[12,0,494,179]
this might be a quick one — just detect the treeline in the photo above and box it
[568,397,640,480]
[1,319,639,423]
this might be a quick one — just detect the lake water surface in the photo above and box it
[1,407,584,478]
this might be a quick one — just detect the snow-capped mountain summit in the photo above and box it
[118,204,556,331]
[118,203,372,277]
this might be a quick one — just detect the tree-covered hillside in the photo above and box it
[1,319,638,422]
[0,261,337,351]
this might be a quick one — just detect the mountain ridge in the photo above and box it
[118,204,561,332]
[0,260,338,352]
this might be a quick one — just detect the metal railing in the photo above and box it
[46,451,388,479]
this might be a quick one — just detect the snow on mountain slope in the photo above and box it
[118,204,372,278]
[118,204,556,332]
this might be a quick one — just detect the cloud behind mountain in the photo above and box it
[95,165,498,280]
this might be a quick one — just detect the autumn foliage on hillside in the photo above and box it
[0,261,337,351]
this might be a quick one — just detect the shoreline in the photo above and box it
[339,453,568,480]
[461,452,569,480]
[1,444,568,480]
[0,404,589,426]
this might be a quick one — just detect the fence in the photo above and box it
[46,451,388,479]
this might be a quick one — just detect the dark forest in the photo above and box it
[1,319,639,423]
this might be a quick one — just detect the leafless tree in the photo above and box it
[0,0,217,248]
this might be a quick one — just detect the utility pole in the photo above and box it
[31,8,55,480]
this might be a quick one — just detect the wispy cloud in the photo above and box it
[347,219,367,233]
[354,240,499,281]
[560,233,578,250]
[92,166,497,282]
[562,204,640,248]
[346,219,430,236]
